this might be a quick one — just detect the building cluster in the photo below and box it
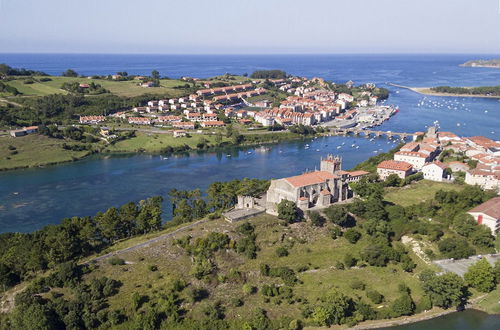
[376,126,500,192]
[9,126,39,137]
[265,155,369,213]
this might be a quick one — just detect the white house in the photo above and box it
[422,161,448,182]
[376,160,413,180]
[467,197,500,236]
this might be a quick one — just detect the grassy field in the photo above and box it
[0,134,89,170]
[105,131,231,153]
[86,214,432,326]
[3,76,191,97]
[384,180,465,207]
[475,287,500,314]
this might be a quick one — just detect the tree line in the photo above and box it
[431,86,500,96]
[0,196,163,290]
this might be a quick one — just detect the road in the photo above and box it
[89,218,210,263]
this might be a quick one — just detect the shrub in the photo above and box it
[276,246,289,257]
[330,226,342,239]
[344,254,357,268]
[148,265,158,272]
[344,228,361,244]
[108,257,125,266]
[308,211,326,227]
[242,283,255,295]
[350,279,366,290]
[366,289,384,304]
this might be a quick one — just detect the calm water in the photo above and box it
[0,54,499,327]
[0,54,499,234]
[387,310,499,330]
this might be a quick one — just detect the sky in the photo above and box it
[0,0,499,54]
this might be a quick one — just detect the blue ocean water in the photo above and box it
[0,54,499,233]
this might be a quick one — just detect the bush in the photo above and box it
[366,289,384,304]
[350,279,366,290]
[344,228,361,244]
[108,257,125,266]
[308,211,326,227]
[438,237,475,259]
[231,297,243,307]
[148,265,158,272]
[242,283,255,295]
[344,254,357,268]
[276,246,289,257]
[330,227,342,239]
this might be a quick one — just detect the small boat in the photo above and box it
[336,146,341,149]
[226,154,231,157]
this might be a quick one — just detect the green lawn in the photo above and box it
[106,131,231,153]
[384,180,465,207]
[4,76,191,97]
[0,134,89,170]
[475,287,500,314]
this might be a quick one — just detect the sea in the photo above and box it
[0,53,499,328]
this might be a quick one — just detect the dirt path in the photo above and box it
[90,218,211,263]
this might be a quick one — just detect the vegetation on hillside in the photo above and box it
[250,70,288,79]
[0,63,47,77]
[1,171,499,329]
[430,86,500,96]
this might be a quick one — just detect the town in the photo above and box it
[72,75,393,139]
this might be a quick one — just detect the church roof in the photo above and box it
[285,171,337,188]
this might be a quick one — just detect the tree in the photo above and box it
[344,229,361,244]
[324,205,351,227]
[464,259,496,293]
[62,69,78,77]
[420,272,468,309]
[151,70,160,79]
[277,200,302,223]
[315,289,353,326]
[384,174,402,187]
[391,293,415,317]
[453,213,478,237]
[438,237,475,259]
[308,211,325,227]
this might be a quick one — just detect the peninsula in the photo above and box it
[460,59,500,68]
[388,83,500,99]
[1,65,392,171]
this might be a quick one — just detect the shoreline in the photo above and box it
[387,83,500,99]
[0,133,313,173]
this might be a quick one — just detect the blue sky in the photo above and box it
[0,0,499,54]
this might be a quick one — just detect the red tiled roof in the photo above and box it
[377,160,413,171]
[347,170,370,177]
[285,171,336,188]
[424,160,447,170]
[468,197,500,219]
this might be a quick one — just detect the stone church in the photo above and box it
[265,155,368,214]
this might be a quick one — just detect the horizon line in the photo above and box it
[1,52,500,56]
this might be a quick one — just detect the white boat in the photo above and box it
[336,146,341,149]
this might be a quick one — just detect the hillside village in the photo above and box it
[376,126,500,235]
[75,75,390,137]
